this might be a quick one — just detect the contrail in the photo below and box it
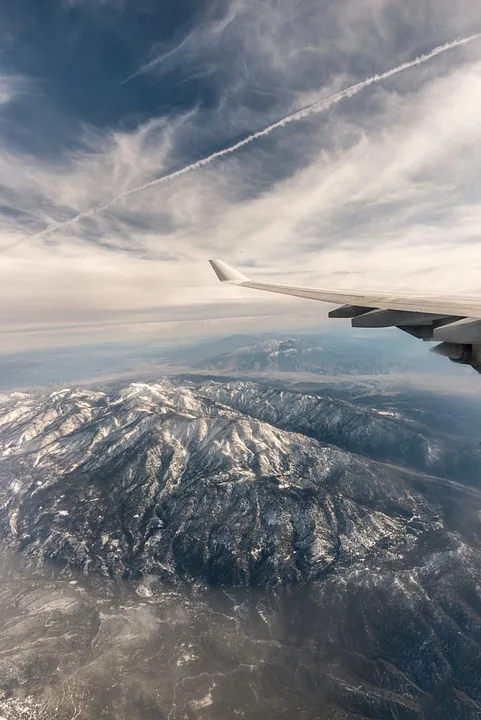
[5,33,481,250]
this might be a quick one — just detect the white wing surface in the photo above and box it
[209,259,481,374]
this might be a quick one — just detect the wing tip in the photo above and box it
[209,259,249,284]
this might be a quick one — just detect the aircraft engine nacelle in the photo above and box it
[432,343,481,373]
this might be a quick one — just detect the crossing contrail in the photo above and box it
[5,33,481,249]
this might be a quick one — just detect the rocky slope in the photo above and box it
[196,379,481,486]
[1,540,480,720]
[0,380,480,587]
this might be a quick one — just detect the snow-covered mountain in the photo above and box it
[196,379,481,485]
[195,338,321,373]
[0,380,480,586]
[194,337,407,375]
[1,379,481,720]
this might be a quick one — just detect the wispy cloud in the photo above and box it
[1,0,481,351]
[0,72,28,107]
[65,0,126,7]
[8,32,478,251]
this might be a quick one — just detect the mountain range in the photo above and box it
[1,379,480,586]
[1,378,481,718]
[193,337,412,375]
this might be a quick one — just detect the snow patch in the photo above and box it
[190,693,213,710]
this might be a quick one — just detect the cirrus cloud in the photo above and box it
[0,0,481,351]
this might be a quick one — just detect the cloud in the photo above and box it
[65,0,127,7]
[1,0,481,351]
[16,33,478,250]
[0,72,27,107]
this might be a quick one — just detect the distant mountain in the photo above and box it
[0,380,480,587]
[195,338,322,373]
[193,337,415,376]
[0,330,456,393]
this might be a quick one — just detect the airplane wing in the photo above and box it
[209,259,481,374]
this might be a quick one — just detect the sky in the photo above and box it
[1,0,481,352]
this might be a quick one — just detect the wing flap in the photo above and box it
[351,310,448,328]
[433,318,481,343]
[328,305,374,319]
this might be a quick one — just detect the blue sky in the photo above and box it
[1,0,481,351]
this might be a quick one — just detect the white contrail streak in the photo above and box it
[11,34,481,246]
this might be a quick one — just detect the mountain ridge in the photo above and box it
[1,380,480,587]
[193,337,408,375]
